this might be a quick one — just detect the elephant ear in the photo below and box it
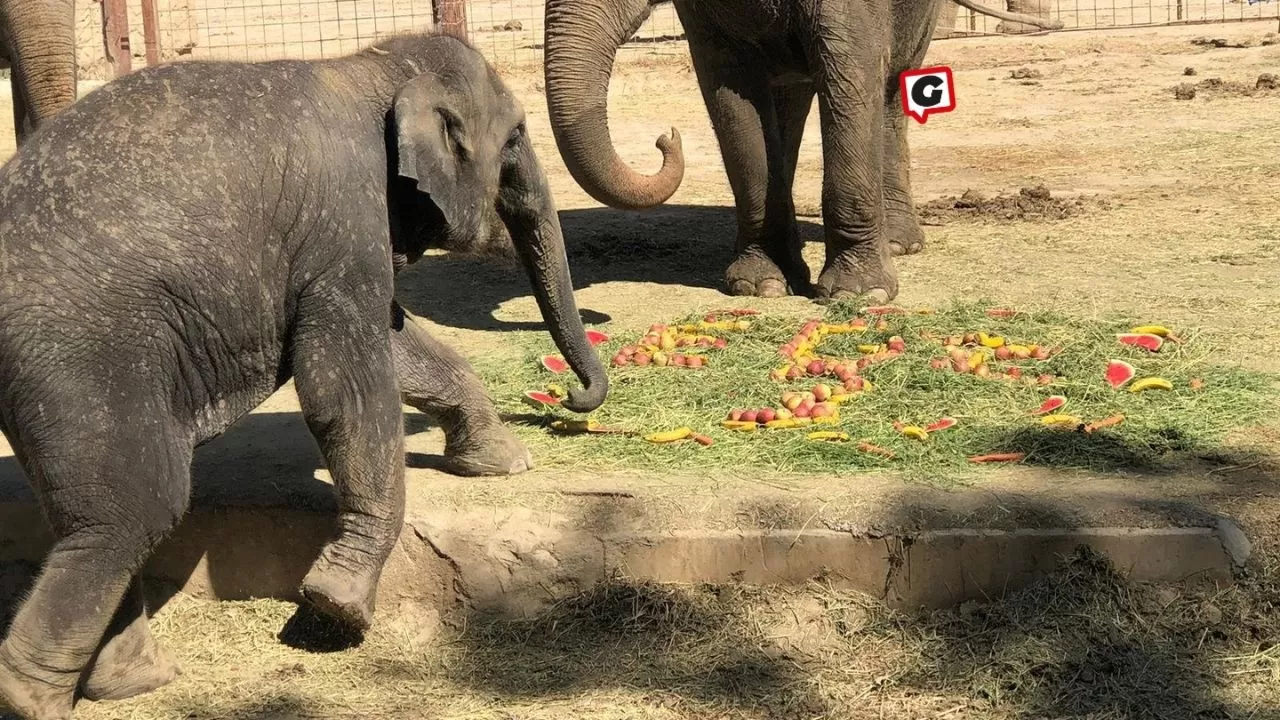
[391,81,473,232]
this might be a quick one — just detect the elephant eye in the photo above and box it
[504,122,526,149]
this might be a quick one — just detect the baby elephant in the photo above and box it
[0,32,607,720]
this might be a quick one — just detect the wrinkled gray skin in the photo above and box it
[544,0,948,302]
[0,0,78,143]
[0,32,607,720]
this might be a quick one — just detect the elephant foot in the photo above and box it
[725,251,810,298]
[442,420,533,477]
[300,564,379,636]
[887,212,926,256]
[0,648,73,720]
[813,244,899,302]
[80,623,181,702]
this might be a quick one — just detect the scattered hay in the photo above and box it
[1173,75,1280,99]
[918,185,1108,223]
[1008,66,1043,79]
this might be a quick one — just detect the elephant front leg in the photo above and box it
[685,31,811,297]
[390,301,532,477]
[882,108,926,256]
[811,12,899,302]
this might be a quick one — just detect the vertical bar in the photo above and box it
[142,0,161,66]
[433,0,467,40]
[101,0,132,77]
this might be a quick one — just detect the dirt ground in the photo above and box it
[3,18,1280,720]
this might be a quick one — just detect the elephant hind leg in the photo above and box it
[0,418,192,719]
[684,26,811,298]
[79,577,181,703]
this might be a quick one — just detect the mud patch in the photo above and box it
[919,185,1109,224]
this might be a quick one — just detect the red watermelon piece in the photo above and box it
[1032,395,1067,415]
[585,329,610,347]
[925,417,958,433]
[540,355,569,373]
[522,390,562,407]
[1116,333,1163,352]
[1105,360,1136,390]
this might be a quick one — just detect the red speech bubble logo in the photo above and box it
[900,66,956,124]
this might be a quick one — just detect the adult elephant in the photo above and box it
[0,0,78,143]
[543,0,1060,301]
[0,32,606,719]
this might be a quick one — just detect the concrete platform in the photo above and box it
[0,386,1259,621]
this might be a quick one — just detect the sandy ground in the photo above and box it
[1,18,1280,720]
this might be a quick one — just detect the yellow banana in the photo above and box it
[720,420,758,432]
[1130,325,1173,337]
[1039,414,1082,428]
[969,351,987,369]
[978,333,1005,348]
[807,431,850,442]
[813,414,841,426]
[899,425,929,441]
[1129,377,1174,393]
[645,427,695,443]
[857,344,882,354]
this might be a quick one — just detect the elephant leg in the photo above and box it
[390,301,532,477]
[79,577,181,702]
[293,293,405,636]
[883,0,943,257]
[0,422,191,720]
[810,5,899,302]
[685,24,810,297]
[774,83,817,268]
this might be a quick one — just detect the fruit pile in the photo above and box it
[926,330,1059,385]
[607,311,754,369]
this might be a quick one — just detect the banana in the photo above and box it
[812,415,841,426]
[1129,377,1174,393]
[899,425,930,441]
[857,344,882,354]
[1129,325,1173,337]
[720,420,758,432]
[645,427,695,443]
[1039,414,1082,428]
[766,417,813,429]
[978,332,1005,348]
[806,431,850,442]
[550,419,593,432]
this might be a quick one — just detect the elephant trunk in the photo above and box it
[499,135,609,414]
[543,0,684,210]
[0,0,78,137]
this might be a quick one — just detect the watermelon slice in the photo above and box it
[1032,395,1067,415]
[1105,360,1136,390]
[540,355,569,373]
[1116,333,1163,352]
[522,390,562,407]
[585,329,610,347]
[925,417,958,433]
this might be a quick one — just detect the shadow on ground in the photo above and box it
[395,204,826,333]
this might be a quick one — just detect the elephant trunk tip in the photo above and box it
[562,377,609,414]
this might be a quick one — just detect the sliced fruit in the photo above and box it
[807,431,849,442]
[1129,377,1174,393]
[856,442,896,459]
[1116,333,1164,352]
[899,425,930,441]
[645,427,694,444]
[522,390,562,407]
[1039,414,1082,429]
[968,452,1026,463]
[540,355,569,373]
[692,433,715,446]
[1032,395,1067,415]
[1083,414,1125,433]
[925,417,958,433]
[1105,360,1137,390]
[585,329,610,346]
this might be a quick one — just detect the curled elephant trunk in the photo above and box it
[0,0,78,140]
[498,134,609,413]
[543,0,684,210]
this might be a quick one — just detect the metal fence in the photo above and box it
[88,0,1279,79]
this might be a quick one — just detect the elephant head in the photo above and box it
[387,46,609,413]
[542,0,685,210]
[0,0,78,143]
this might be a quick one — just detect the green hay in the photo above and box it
[470,300,1278,483]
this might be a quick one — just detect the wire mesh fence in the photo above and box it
[82,0,1278,79]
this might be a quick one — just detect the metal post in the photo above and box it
[101,0,132,77]
[433,0,468,41]
[142,0,162,66]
